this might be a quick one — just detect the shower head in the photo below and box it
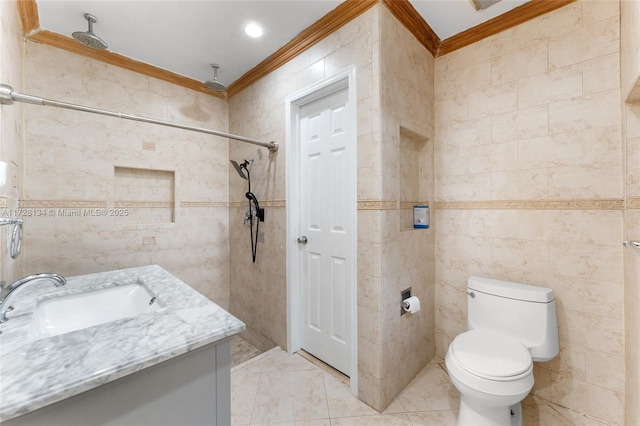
[72,13,108,50]
[230,160,248,180]
[204,64,227,92]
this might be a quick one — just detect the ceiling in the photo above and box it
[34,0,531,89]
[410,0,529,40]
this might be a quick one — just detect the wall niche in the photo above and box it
[399,127,433,232]
[114,166,175,223]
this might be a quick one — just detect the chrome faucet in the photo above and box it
[0,273,66,323]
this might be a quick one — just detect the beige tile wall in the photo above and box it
[378,7,435,408]
[4,0,633,421]
[618,1,639,423]
[624,242,640,426]
[20,42,231,307]
[0,0,24,283]
[434,1,624,423]
[621,0,640,101]
[229,5,436,411]
[228,6,387,409]
[624,97,640,424]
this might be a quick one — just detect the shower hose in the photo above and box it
[244,168,259,263]
[247,195,259,263]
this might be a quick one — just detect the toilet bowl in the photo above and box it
[445,329,534,425]
[445,277,559,425]
[444,277,559,426]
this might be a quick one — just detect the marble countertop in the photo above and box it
[0,265,245,422]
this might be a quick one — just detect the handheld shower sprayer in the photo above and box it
[230,159,264,262]
[245,192,264,221]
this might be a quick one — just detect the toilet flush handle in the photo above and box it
[467,291,475,298]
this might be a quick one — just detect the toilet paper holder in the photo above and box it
[401,287,412,316]
[401,295,421,315]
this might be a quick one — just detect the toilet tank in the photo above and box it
[467,276,559,361]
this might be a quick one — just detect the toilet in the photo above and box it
[445,276,559,426]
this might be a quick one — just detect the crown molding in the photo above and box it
[17,0,579,98]
[381,0,439,57]
[16,0,224,98]
[26,30,225,99]
[437,0,577,56]
[17,0,39,34]
[225,0,378,97]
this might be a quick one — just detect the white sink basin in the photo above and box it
[29,283,162,340]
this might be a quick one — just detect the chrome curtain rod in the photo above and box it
[0,84,278,152]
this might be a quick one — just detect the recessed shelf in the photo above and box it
[114,166,175,223]
[399,127,432,232]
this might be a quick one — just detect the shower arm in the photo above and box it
[0,84,278,152]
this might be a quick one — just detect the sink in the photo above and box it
[29,283,162,340]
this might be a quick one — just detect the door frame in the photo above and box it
[285,65,358,396]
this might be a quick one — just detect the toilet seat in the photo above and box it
[449,330,533,382]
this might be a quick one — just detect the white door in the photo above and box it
[298,88,352,376]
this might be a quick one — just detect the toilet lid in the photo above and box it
[450,330,532,380]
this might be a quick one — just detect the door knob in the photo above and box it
[297,235,308,244]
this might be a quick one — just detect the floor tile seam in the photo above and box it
[293,415,332,423]
[248,370,264,424]
[323,370,357,420]
[407,409,458,413]
[298,350,350,384]
[261,353,321,374]
[259,366,319,374]
[394,393,409,414]
[231,346,280,373]
[319,369,332,420]
[402,407,457,413]
[547,401,610,426]
[406,410,457,426]
[546,402,578,426]
[297,352,335,372]
[436,362,449,375]
[322,370,336,420]
[327,413,401,420]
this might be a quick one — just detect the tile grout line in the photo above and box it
[546,402,578,426]
[248,370,260,426]
[231,345,279,373]
[321,370,332,422]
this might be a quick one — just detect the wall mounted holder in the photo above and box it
[401,287,412,316]
[0,217,23,259]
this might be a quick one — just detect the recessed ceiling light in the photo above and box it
[245,22,263,38]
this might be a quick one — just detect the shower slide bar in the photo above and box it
[0,84,278,152]
[624,240,640,251]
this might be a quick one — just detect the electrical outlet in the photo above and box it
[401,287,412,316]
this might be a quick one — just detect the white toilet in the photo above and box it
[445,276,559,426]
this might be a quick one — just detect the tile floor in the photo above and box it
[231,335,263,368]
[231,346,609,425]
